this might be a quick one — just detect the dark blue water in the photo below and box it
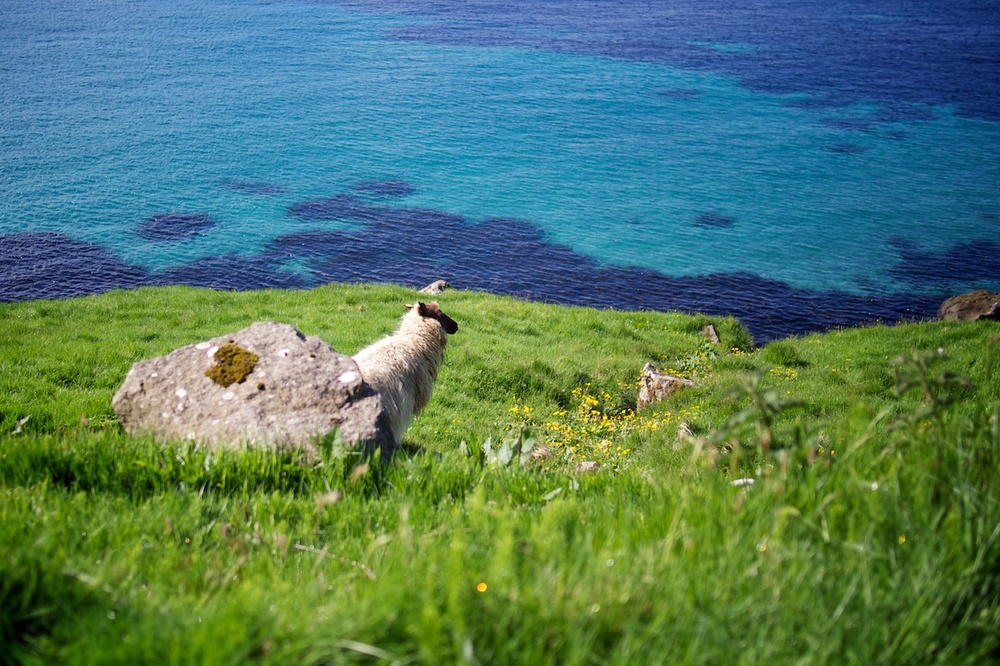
[339,0,1000,120]
[2,0,998,342]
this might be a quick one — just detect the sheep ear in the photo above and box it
[404,303,414,311]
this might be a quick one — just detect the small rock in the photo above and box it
[702,324,720,344]
[575,461,601,474]
[418,280,450,295]
[637,363,696,410]
[531,445,553,461]
[938,290,1000,322]
[316,490,342,507]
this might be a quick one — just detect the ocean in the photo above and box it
[2,0,998,342]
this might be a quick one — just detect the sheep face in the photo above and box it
[407,301,458,335]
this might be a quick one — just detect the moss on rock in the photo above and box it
[205,342,258,387]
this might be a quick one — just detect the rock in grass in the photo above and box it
[418,279,450,295]
[112,322,395,458]
[938,290,1000,322]
[637,362,696,410]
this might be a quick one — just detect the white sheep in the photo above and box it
[352,301,458,445]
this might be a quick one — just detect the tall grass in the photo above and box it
[1,285,998,664]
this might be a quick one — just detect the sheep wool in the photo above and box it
[352,301,458,445]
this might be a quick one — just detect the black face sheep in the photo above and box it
[352,301,458,446]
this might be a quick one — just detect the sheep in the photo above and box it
[352,301,458,445]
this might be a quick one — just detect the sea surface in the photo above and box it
[2,0,998,342]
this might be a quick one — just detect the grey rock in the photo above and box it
[530,445,553,461]
[112,322,395,458]
[702,324,720,345]
[637,362,696,410]
[418,279,450,295]
[938,290,1000,322]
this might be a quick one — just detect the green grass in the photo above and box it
[1,285,999,664]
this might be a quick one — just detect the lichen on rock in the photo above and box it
[205,342,259,387]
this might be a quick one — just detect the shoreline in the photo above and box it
[0,230,952,345]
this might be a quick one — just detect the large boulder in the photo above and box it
[112,322,395,458]
[938,290,1000,322]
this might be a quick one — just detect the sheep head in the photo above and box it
[406,301,458,335]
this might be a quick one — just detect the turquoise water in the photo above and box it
[2,0,998,338]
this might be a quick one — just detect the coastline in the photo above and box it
[0,230,950,344]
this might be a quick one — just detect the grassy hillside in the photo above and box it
[1,285,998,664]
